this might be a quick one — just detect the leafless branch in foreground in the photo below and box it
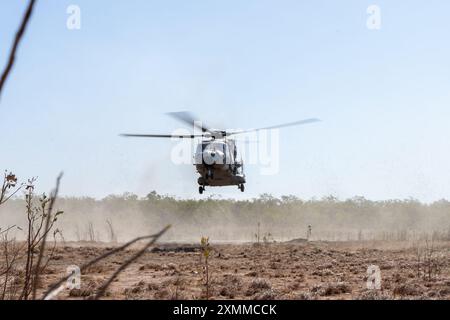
[42,225,171,300]
[0,225,17,237]
[0,0,37,101]
[31,173,63,300]
[93,225,171,299]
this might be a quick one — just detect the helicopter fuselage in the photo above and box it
[194,139,246,191]
[121,111,319,195]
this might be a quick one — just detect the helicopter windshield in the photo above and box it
[201,142,227,152]
[195,141,230,164]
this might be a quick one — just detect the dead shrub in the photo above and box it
[393,282,426,297]
[312,282,351,296]
[357,290,393,300]
[219,274,242,298]
[254,289,277,300]
[246,278,271,296]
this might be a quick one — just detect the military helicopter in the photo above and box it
[121,112,319,194]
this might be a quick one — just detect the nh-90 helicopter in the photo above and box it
[121,112,319,194]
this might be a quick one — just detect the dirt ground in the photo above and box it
[38,240,450,300]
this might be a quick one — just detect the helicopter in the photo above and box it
[121,112,319,194]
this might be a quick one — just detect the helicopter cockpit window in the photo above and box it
[201,142,226,151]
[197,142,230,164]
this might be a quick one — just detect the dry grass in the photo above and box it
[6,240,444,300]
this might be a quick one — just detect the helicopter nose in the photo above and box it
[203,150,224,165]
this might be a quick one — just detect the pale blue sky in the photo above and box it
[1,1,449,201]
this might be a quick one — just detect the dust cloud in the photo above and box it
[2,194,450,244]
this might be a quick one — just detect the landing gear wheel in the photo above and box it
[199,186,205,194]
[239,184,245,192]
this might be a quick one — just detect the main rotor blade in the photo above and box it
[227,118,321,136]
[120,133,204,139]
[167,111,212,133]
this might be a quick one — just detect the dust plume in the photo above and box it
[2,194,450,243]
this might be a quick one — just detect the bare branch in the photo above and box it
[94,225,171,299]
[42,225,171,300]
[32,173,63,299]
[0,225,16,237]
[0,0,37,100]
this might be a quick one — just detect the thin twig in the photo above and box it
[42,225,171,300]
[0,186,23,206]
[94,225,171,299]
[0,225,16,237]
[31,173,63,300]
[0,0,37,100]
